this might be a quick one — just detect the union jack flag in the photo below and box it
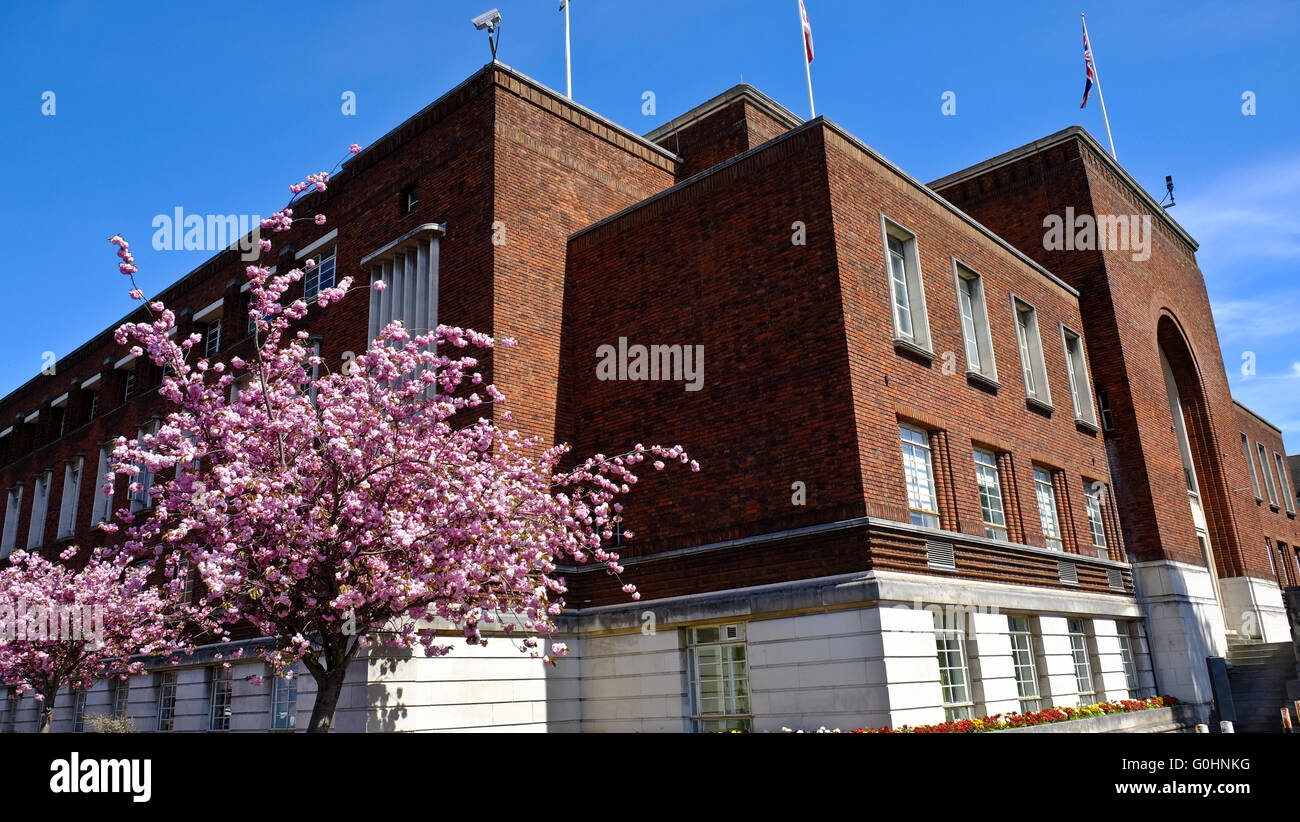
[1080,22,1096,108]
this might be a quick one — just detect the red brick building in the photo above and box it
[0,63,1294,732]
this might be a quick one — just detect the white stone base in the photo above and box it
[1218,575,1290,642]
[1131,559,1227,709]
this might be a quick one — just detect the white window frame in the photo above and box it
[123,369,135,402]
[880,216,932,352]
[25,470,52,550]
[57,456,83,539]
[208,666,233,731]
[204,320,221,358]
[1060,325,1097,425]
[1033,467,1063,551]
[1012,296,1051,408]
[109,677,129,718]
[1256,441,1279,507]
[1067,620,1097,705]
[363,224,443,342]
[1117,627,1139,698]
[270,670,299,731]
[303,246,337,302]
[155,671,177,732]
[933,610,974,720]
[1242,434,1262,501]
[71,686,88,733]
[130,422,159,513]
[686,624,750,732]
[1084,482,1107,554]
[973,448,1008,540]
[900,424,940,529]
[1007,615,1042,713]
[953,261,997,381]
[91,447,113,527]
[1273,452,1295,515]
[1,484,23,558]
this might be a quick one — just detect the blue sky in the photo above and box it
[0,0,1296,448]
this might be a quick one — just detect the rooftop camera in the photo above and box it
[472,9,501,31]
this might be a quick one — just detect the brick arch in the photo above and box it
[1155,312,1244,579]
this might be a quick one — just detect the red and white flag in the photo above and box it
[799,0,814,64]
[1080,20,1096,108]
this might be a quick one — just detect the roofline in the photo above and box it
[643,83,803,144]
[1233,399,1284,435]
[573,117,1079,298]
[928,125,1198,252]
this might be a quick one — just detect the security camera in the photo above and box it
[472,9,501,31]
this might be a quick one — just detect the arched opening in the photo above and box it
[1156,315,1240,606]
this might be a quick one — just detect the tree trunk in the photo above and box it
[39,685,58,734]
[306,666,346,732]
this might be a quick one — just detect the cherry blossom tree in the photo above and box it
[0,547,182,733]
[104,150,695,731]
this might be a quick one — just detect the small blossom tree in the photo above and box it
[105,150,694,731]
[0,548,182,733]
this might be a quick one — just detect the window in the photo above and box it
[71,687,88,733]
[1273,453,1295,515]
[973,448,1008,540]
[1033,467,1063,551]
[51,407,66,441]
[933,611,973,721]
[91,447,113,527]
[177,558,194,605]
[881,218,931,350]
[123,370,135,402]
[1061,327,1096,424]
[1267,537,1277,578]
[1,484,23,558]
[1256,442,1279,507]
[1098,390,1115,431]
[364,225,443,341]
[303,246,336,302]
[1007,616,1042,713]
[1067,620,1096,705]
[1243,434,1262,500]
[687,624,750,732]
[25,470,51,550]
[86,390,98,422]
[1117,625,1139,699]
[109,677,129,718]
[2,692,20,733]
[155,672,177,731]
[953,263,996,379]
[57,456,83,539]
[208,667,233,731]
[900,425,940,528]
[270,672,298,730]
[245,294,258,335]
[1012,298,1050,406]
[402,187,418,215]
[130,422,158,513]
[1084,483,1107,556]
[204,321,221,358]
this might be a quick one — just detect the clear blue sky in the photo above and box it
[1,0,1296,448]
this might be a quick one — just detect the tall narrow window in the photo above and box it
[1067,620,1096,705]
[1,484,23,558]
[208,667,233,731]
[1013,298,1050,406]
[155,671,177,732]
[86,390,99,422]
[270,671,298,731]
[687,624,750,732]
[71,687,88,733]
[900,425,940,528]
[933,611,973,721]
[1243,434,1262,500]
[130,422,158,513]
[973,448,1008,540]
[954,263,996,381]
[881,218,931,351]
[364,225,443,341]
[25,470,51,550]
[204,320,221,358]
[123,370,135,402]
[1007,616,1042,713]
[109,677,129,718]
[1098,390,1115,431]
[91,447,113,527]
[303,246,336,302]
[1273,453,1295,515]
[1033,467,1063,551]
[1117,625,1139,699]
[1257,442,1279,507]
[57,456,83,539]
[1061,327,1096,424]
[1084,483,1107,557]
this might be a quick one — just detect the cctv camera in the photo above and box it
[472,9,501,30]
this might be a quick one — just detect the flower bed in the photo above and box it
[774,696,1178,733]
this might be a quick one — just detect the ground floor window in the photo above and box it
[1117,624,1139,699]
[72,687,88,733]
[687,624,750,732]
[934,611,974,720]
[271,671,298,731]
[1007,615,1042,713]
[209,666,233,731]
[155,672,177,732]
[1067,620,1096,705]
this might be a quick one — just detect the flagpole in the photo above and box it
[563,1,572,99]
[1082,13,1115,160]
[800,2,815,118]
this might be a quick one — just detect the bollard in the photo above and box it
[1219,720,1234,733]
[1282,707,1294,733]
[1195,723,1209,733]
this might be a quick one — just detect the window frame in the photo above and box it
[1067,620,1097,706]
[91,447,113,527]
[1007,615,1042,713]
[130,421,159,513]
[155,671,177,732]
[1,484,23,558]
[1011,296,1052,409]
[686,624,751,732]
[1117,625,1139,698]
[208,666,233,731]
[933,610,974,721]
[1060,324,1097,425]
[57,455,83,539]
[972,448,1008,540]
[204,320,222,358]
[1083,482,1108,554]
[1273,452,1295,515]
[952,260,998,382]
[270,670,299,731]
[1033,467,1064,551]
[1256,441,1280,508]
[25,469,52,550]
[900,424,941,529]
[303,246,337,302]
[879,216,932,353]
[1242,434,1262,501]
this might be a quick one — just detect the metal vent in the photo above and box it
[927,540,956,570]
[1107,568,1123,590]
[1058,560,1079,586]
[724,624,740,641]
